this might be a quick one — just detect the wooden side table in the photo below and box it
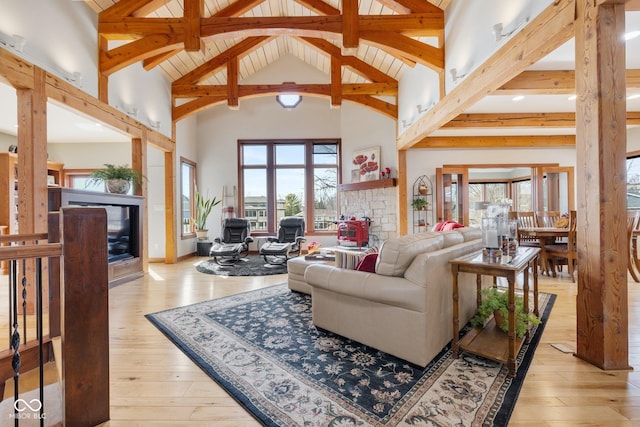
[450,246,540,378]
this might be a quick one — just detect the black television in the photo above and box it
[48,188,142,263]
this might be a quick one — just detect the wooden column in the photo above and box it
[575,1,630,370]
[164,150,177,263]
[16,67,48,313]
[132,137,148,273]
[398,149,407,235]
[61,207,110,426]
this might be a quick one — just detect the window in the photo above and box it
[181,158,197,238]
[468,182,509,226]
[628,155,640,208]
[239,140,340,234]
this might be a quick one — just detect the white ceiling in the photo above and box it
[0,11,638,143]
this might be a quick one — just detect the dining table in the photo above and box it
[517,227,569,277]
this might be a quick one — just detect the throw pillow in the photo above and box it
[355,253,378,272]
[441,221,464,231]
[334,246,378,270]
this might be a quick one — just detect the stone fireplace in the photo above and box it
[339,183,398,247]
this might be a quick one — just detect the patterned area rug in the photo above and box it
[196,255,287,276]
[146,284,555,426]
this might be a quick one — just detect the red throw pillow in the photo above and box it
[355,253,378,273]
[442,221,464,231]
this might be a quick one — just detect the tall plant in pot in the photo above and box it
[194,187,221,240]
[88,164,145,194]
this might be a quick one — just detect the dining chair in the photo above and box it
[515,211,539,248]
[543,210,577,282]
[627,211,640,283]
[632,211,640,275]
[535,211,562,228]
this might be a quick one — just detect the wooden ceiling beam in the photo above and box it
[298,37,396,83]
[172,82,397,98]
[215,0,268,17]
[99,0,170,19]
[393,0,442,13]
[143,48,182,70]
[100,34,182,76]
[227,57,239,110]
[397,0,575,150]
[184,0,204,52]
[292,0,340,15]
[413,135,576,149]
[100,14,443,39]
[343,0,359,50]
[496,69,640,94]
[445,112,640,128]
[627,0,640,11]
[173,36,272,85]
[331,56,342,107]
[362,31,443,71]
[172,85,397,120]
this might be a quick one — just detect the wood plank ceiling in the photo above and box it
[83,0,640,150]
[87,0,449,121]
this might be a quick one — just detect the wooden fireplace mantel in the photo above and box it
[337,178,397,192]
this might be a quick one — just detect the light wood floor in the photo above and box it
[6,257,640,425]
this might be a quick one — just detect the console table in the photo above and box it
[449,247,540,378]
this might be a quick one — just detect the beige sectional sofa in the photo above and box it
[304,228,486,367]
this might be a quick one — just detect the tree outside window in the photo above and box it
[239,140,340,234]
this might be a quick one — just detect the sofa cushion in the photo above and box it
[375,232,444,277]
[440,230,465,248]
[456,227,482,242]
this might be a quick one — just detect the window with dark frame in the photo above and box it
[239,139,340,235]
[181,157,197,238]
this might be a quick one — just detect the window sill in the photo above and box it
[337,178,397,192]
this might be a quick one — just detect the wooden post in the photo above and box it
[574,1,630,370]
[61,207,110,426]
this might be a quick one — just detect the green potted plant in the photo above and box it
[471,287,541,339]
[88,163,145,194]
[411,198,429,211]
[194,187,221,240]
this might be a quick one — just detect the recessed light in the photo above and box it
[568,95,577,100]
[512,95,525,101]
[628,94,640,100]
[624,30,640,41]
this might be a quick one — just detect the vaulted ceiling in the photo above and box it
[65,0,640,148]
[87,0,449,120]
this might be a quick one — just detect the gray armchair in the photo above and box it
[209,218,253,265]
[259,216,305,265]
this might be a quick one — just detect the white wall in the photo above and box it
[195,55,397,248]
[397,0,553,133]
[0,0,173,138]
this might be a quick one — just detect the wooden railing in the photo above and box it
[0,207,110,426]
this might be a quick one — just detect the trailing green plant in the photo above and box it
[88,164,145,187]
[411,198,429,211]
[470,287,541,339]
[194,187,221,231]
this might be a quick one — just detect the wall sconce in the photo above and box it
[10,34,25,52]
[416,101,436,114]
[450,68,467,84]
[149,120,161,130]
[493,17,530,42]
[125,105,138,118]
[63,71,83,87]
[0,33,26,53]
